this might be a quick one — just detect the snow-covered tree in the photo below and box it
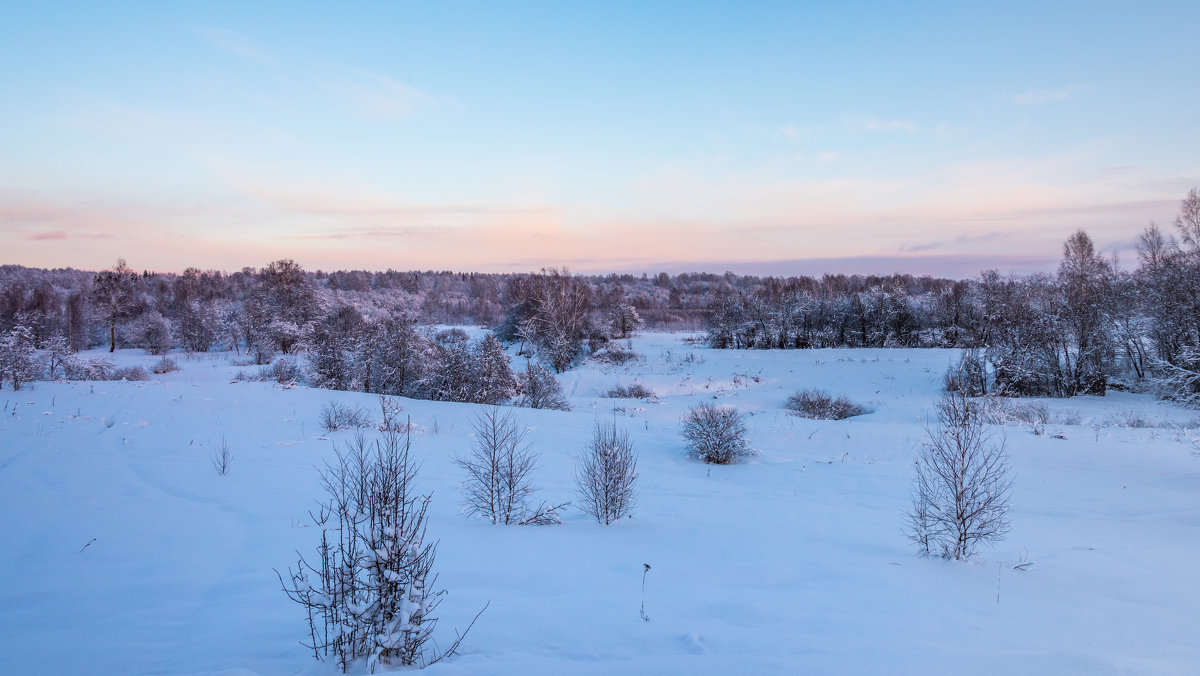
[91,259,137,353]
[0,325,40,390]
[608,303,643,339]
[278,428,482,671]
[308,305,366,392]
[367,314,431,398]
[134,310,173,355]
[516,360,570,411]
[473,334,518,405]
[426,329,474,402]
[178,298,222,353]
[42,335,72,380]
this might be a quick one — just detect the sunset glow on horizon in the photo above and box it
[2,1,1197,278]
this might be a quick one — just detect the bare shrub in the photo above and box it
[277,428,484,671]
[575,420,638,525]
[785,389,867,420]
[260,357,302,384]
[455,407,567,525]
[681,402,753,464]
[907,389,1013,561]
[605,383,655,399]
[377,395,407,433]
[1108,409,1154,428]
[151,356,180,374]
[320,402,371,433]
[211,437,233,476]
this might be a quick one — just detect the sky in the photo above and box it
[1,1,1198,278]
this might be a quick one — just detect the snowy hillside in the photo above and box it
[2,333,1198,675]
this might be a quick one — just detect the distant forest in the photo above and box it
[2,188,1198,406]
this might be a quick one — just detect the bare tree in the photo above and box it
[1056,229,1114,395]
[455,407,566,525]
[681,402,753,464]
[907,388,1013,560]
[278,427,484,671]
[210,436,233,476]
[575,420,639,525]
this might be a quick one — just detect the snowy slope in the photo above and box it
[1,333,1198,675]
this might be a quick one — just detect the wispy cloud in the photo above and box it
[195,26,274,64]
[902,231,1006,253]
[325,70,442,119]
[1013,85,1087,106]
[27,230,69,241]
[860,117,918,133]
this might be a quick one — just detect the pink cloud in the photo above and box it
[26,230,69,241]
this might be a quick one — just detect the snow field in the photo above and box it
[1,333,1198,674]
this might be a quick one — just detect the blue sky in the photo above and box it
[1,1,1197,276]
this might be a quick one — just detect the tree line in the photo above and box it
[2,188,1198,405]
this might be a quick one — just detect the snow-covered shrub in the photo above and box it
[943,349,988,396]
[681,402,753,464]
[606,383,655,399]
[277,428,482,671]
[1108,409,1154,429]
[907,389,1012,561]
[516,361,571,411]
[112,365,149,382]
[151,356,180,374]
[320,402,371,433]
[591,342,641,365]
[259,356,302,384]
[455,407,566,525]
[62,357,115,381]
[575,420,638,525]
[785,389,867,420]
[976,398,1049,428]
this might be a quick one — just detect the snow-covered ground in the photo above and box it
[2,333,1198,675]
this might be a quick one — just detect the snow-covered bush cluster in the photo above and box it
[320,402,372,433]
[606,382,655,399]
[785,389,867,420]
[681,402,754,464]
